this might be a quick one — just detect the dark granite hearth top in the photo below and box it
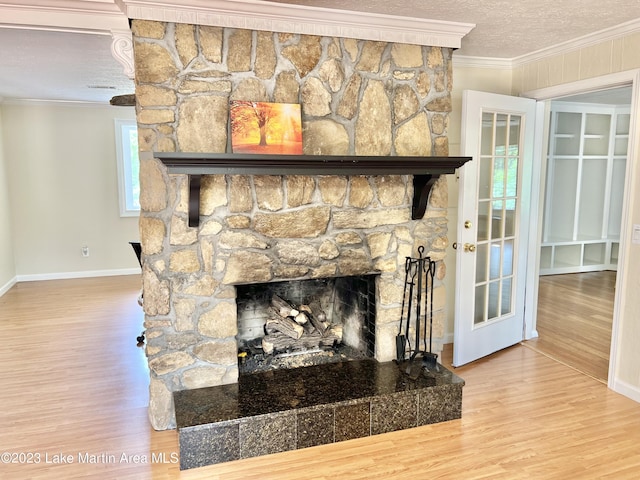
[174,359,464,429]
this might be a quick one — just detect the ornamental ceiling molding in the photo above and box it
[0,0,134,79]
[116,0,475,48]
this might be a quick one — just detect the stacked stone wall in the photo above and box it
[131,20,453,430]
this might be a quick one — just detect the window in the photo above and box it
[115,119,140,216]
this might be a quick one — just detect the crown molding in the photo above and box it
[452,54,513,70]
[0,1,128,32]
[512,17,640,68]
[117,0,474,48]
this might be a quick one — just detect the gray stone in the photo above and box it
[230,78,269,102]
[138,109,175,125]
[134,42,178,84]
[142,266,170,316]
[254,175,284,211]
[427,47,444,69]
[417,71,431,97]
[200,25,223,63]
[338,249,372,275]
[426,95,452,113]
[332,208,411,229]
[303,120,349,155]
[337,73,362,120]
[201,175,228,215]
[223,251,272,283]
[182,367,228,389]
[395,112,432,156]
[177,96,228,153]
[170,215,198,246]
[176,23,197,67]
[356,41,386,73]
[148,377,174,431]
[286,175,315,208]
[282,35,322,77]
[393,85,420,125]
[174,298,196,331]
[318,240,339,260]
[336,232,362,245]
[169,249,201,273]
[254,207,330,238]
[178,79,231,94]
[165,333,200,350]
[301,77,331,117]
[182,275,219,296]
[391,43,423,68]
[131,20,165,40]
[274,71,300,104]
[431,114,446,135]
[136,85,177,107]
[229,176,252,213]
[355,80,391,155]
[226,215,251,229]
[194,340,238,363]
[149,351,195,375]
[318,176,347,206]
[343,38,359,62]
[319,58,345,92]
[219,232,268,250]
[255,31,276,79]
[367,232,392,258]
[276,241,321,266]
[228,29,252,72]
[349,177,374,208]
[198,302,238,338]
[140,216,165,255]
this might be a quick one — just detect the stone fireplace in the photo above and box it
[132,19,455,430]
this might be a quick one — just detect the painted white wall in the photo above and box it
[0,108,17,294]
[1,103,140,280]
[442,63,513,342]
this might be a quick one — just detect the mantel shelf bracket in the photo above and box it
[154,153,472,227]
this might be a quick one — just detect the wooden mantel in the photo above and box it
[155,153,472,227]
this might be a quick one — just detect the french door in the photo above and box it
[453,91,537,367]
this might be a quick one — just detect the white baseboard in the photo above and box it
[612,378,640,404]
[16,268,140,283]
[0,276,18,297]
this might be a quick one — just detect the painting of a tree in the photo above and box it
[230,101,302,154]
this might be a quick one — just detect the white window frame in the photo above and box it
[114,119,140,216]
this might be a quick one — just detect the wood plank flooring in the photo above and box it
[1,275,639,479]
[525,271,615,383]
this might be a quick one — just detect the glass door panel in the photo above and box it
[474,112,522,325]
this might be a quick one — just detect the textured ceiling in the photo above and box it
[1,0,639,103]
[265,0,640,57]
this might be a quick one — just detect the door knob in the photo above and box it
[464,243,476,252]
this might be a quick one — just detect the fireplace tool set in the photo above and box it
[396,246,439,377]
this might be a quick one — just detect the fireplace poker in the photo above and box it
[423,258,439,370]
[396,256,412,362]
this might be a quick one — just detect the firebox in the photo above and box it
[236,275,377,374]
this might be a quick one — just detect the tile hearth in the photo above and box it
[174,359,464,470]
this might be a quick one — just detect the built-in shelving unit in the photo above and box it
[155,153,472,227]
[540,103,628,275]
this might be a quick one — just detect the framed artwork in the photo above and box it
[230,101,303,154]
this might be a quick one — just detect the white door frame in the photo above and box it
[521,69,640,394]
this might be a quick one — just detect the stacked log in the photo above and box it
[261,295,343,355]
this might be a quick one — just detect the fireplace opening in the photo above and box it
[236,275,377,375]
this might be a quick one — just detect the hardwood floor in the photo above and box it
[525,271,615,383]
[1,275,640,479]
